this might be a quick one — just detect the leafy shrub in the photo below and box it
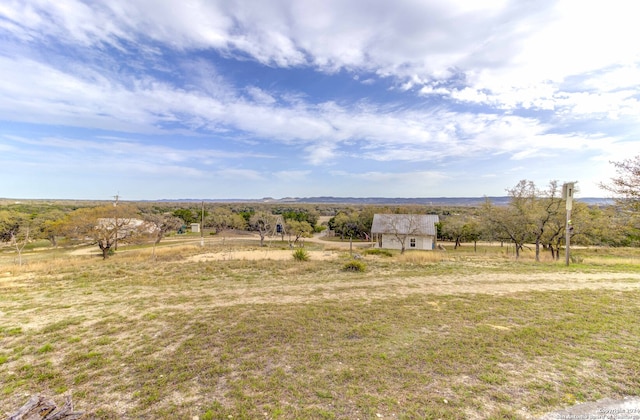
[314,225,327,233]
[342,260,366,272]
[292,248,310,261]
[570,255,584,264]
[365,248,393,257]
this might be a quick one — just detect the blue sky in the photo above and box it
[1,0,639,200]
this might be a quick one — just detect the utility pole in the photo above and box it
[113,193,120,251]
[200,201,205,247]
[563,183,575,266]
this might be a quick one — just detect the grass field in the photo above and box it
[1,238,640,419]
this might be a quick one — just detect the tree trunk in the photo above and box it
[99,242,110,259]
[8,394,83,420]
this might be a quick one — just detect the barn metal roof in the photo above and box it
[371,214,439,236]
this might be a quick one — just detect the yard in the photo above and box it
[1,237,640,418]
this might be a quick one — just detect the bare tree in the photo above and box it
[600,155,640,231]
[141,213,183,258]
[530,181,564,262]
[383,213,423,254]
[482,181,537,259]
[542,201,596,260]
[483,180,567,261]
[12,226,29,266]
[249,211,277,247]
[0,211,30,265]
[142,214,183,245]
[482,201,528,259]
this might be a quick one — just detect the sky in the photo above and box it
[1,0,639,200]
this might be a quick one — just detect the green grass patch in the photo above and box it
[364,248,393,257]
[37,343,54,354]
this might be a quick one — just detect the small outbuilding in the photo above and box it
[371,214,439,251]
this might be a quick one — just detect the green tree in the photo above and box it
[173,208,198,225]
[482,181,537,259]
[441,214,481,250]
[357,207,376,240]
[64,205,142,259]
[584,204,637,247]
[286,220,313,244]
[34,209,67,247]
[329,211,362,240]
[0,210,23,244]
[275,207,319,227]
[205,207,247,233]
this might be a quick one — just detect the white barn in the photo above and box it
[371,214,440,251]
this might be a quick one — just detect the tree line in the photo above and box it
[0,202,327,260]
[1,156,638,261]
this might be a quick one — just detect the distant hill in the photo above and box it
[156,196,612,206]
[263,196,612,206]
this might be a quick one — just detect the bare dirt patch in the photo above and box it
[187,249,341,262]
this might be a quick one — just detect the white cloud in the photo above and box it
[245,86,277,105]
[305,143,337,165]
[4,0,639,120]
[2,134,270,176]
[274,170,311,181]
[216,168,263,180]
[0,52,625,170]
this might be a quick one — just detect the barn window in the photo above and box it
[410,238,416,248]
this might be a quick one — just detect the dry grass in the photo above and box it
[1,240,640,419]
[396,250,447,264]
